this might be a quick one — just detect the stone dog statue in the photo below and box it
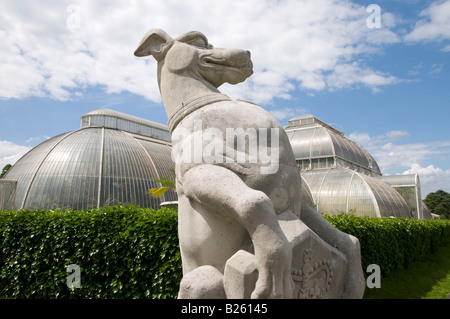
[135,29,366,299]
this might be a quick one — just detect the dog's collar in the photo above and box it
[168,93,232,133]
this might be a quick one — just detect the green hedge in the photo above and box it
[325,214,450,276]
[0,205,181,299]
[1,206,450,299]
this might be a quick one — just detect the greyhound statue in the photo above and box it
[135,29,365,299]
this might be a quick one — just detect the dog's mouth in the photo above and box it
[200,50,253,72]
[198,49,253,87]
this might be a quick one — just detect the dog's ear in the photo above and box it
[134,29,174,61]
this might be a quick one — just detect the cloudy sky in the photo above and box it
[1,0,449,197]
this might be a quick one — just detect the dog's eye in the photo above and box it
[188,37,209,49]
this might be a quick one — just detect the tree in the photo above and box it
[434,203,450,219]
[424,190,450,219]
[0,164,12,178]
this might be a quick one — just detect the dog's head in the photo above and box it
[134,29,253,88]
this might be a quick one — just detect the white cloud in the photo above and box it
[268,107,309,122]
[428,63,445,75]
[0,140,31,171]
[404,0,450,45]
[403,163,450,196]
[325,62,400,92]
[349,131,450,195]
[349,131,450,172]
[0,0,401,105]
[385,130,410,140]
[377,141,435,171]
[404,163,447,176]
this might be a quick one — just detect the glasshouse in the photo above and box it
[0,110,431,219]
[0,109,176,211]
[285,114,432,219]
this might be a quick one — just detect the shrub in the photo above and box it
[1,206,450,298]
[324,214,450,276]
[0,205,181,299]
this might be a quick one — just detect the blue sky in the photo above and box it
[1,0,449,197]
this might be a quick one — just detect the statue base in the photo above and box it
[224,212,348,299]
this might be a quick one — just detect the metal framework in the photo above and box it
[2,109,176,211]
[285,114,381,177]
[286,114,428,219]
[1,111,432,219]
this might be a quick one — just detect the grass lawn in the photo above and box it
[363,244,450,299]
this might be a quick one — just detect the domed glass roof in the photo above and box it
[301,167,412,218]
[81,108,171,142]
[2,110,428,220]
[285,114,381,176]
[3,110,176,211]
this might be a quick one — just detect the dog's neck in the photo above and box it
[158,64,231,133]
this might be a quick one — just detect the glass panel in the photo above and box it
[151,128,163,139]
[330,131,370,170]
[311,128,333,158]
[362,174,412,218]
[347,173,377,217]
[81,117,89,128]
[104,116,117,128]
[99,130,172,208]
[80,111,171,142]
[24,129,102,210]
[4,133,71,209]
[0,180,17,210]
[288,129,314,159]
[317,169,352,214]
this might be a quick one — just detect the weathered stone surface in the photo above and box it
[224,250,258,299]
[278,212,348,298]
[223,212,348,299]
[178,265,226,299]
[135,28,365,299]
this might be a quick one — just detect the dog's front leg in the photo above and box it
[181,164,294,299]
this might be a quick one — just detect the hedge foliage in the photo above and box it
[0,205,181,299]
[325,214,450,276]
[1,206,450,299]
